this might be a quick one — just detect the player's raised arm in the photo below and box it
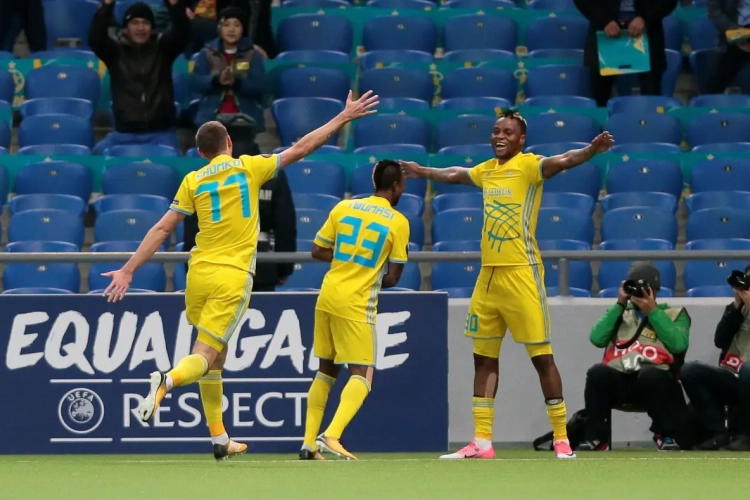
[540,131,614,179]
[278,90,379,169]
[399,160,475,185]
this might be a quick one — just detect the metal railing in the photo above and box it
[2,250,749,296]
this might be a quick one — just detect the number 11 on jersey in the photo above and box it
[195,173,251,222]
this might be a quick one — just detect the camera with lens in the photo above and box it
[727,270,750,291]
[623,279,650,298]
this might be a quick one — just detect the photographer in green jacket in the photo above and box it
[578,262,692,451]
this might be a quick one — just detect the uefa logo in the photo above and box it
[58,388,105,435]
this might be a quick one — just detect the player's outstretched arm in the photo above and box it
[399,161,475,185]
[101,210,186,303]
[541,131,614,179]
[278,90,379,169]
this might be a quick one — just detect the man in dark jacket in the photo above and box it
[681,264,750,451]
[574,0,677,107]
[88,0,190,154]
[183,169,297,291]
[703,0,750,93]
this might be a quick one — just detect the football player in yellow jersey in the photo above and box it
[401,110,614,460]
[298,160,410,461]
[101,90,380,460]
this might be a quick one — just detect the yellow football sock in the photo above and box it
[168,354,208,388]
[199,370,225,438]
[472,397,494,441]
[546,398,568,441]
[303,372,336,450]
[324,375,370,440]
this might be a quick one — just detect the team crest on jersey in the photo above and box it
[58,388,105,435]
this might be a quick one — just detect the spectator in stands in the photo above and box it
[579,262,692,451]
[0,0,46,53]
[192,7,267,146]
[88,0,190,154]
[704,0,750,93]
[183,169,297,292]
[574,0,677,107]
[681,264,750,451]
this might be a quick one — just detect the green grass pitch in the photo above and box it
[3,450,750,498]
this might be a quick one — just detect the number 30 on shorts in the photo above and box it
[465,313,479,333]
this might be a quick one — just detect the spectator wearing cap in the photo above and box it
[191,7,266,133]
[88,0,191,154]
[578,262,692,451]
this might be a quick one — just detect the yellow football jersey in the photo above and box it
[467,152,545,267]
[314,196,411,324]
[170,153,279,273]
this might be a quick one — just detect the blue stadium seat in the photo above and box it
[599,238,674,251]
[363,16,438,53]
[359,68,434,102]
[104,144,179,157]
[292,193,341,212]
[354,115,431,149]
[601,208,678,244]
[24,65,100,104]
[274,50,350,63]
[43,0,100,49]
[0,120,9,150]
[4,241,80,252]
[94,209,163,246]
[9,194,87,216]
[605,159,683,199]
[661,15,684,52]
[0,70,13,104]
[434,287,474,298]
[438,97,512,111]
[443,0,516,7]
[272,98,344,147]
[276,145,344,155]
[102,162,179,199]
[31,49,96,59]
[367,0,434,7]
[541,192,596,214]
[286,161,346,197]
[278,67,350,100]
[543,161,601,200]
[524,114,600,147]
[281,262,328,289]
[686,208,750,241]
[526,48,584,64]
[691,142,750,154]
[687,114,750,148]
[0,164,7,205]
[436,115,497,149]
[442,49,516,63]
[600,192,678,213]
[688,16,718,51]
[598,261,677,290]
[443,15,518,52]
[523,96,597,108]
[686,285,734,298]
[283,0,349,6]
[295,209,329,241]
[685,191,750,213]
[614,49,683,98]
[598,286,675,298]
[351,163,427,197]
[8,209,84,247]
[610,143,682,154]
[525,17,588,52]
[685,238,750,251]
[17,144,91,156]
[20,98,95,120]
[604,113,682,145]
[397,263,422,290]
[277,14,353,53]
[89,241,167,292]
[437,144,494,157]
[607,96,682,115]
[689,94,750,108]
[385,193,425,217]
[538,239,592,290]
[526,0,577,9]
[525,65,589,97]
[432,208,482,243]
[431,262,481,289]
[406,213,425,248]
[19,115,94,148]
[2,287,75,295]
[433,240,481,252]
[547,287,592,297]
[537,208,594,243]
[93,194,171,214]
[684,260,746,289]
[15,161,93,201]
[525,141,588,156]
[353,144,427,155]
[359,50,433,71]
[689,48,750,94]
[432,192,483,213]
[0,51,14,59]
[377,98,430,110]
[2,264,81,293]
[441,68,517,101]
[185,148,201,158]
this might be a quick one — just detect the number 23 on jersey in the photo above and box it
[334,215,390,269]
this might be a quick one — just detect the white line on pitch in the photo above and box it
[120,378,312,383]
[120,437,302,442]
[50,379,113,384]
[49,438,114,443]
